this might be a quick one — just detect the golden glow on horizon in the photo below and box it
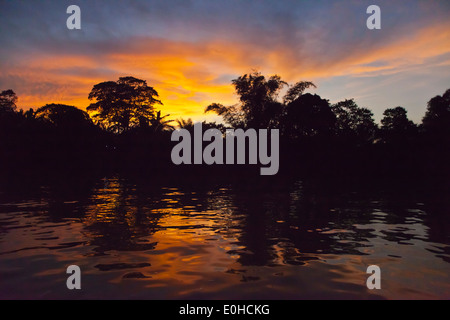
[7,21,450,122]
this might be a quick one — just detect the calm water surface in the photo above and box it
[0,175,449,299]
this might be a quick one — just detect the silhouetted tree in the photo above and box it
[419,88,450,178]
[23,108,35,120]
[206,71,316,129]
[422,88,450,139]
[34,104,94,130]
[232,72,286,128]
[207,72,286,128]
[282,93,335,139]
[1,79,447,181]
[174,118,225,134]
[283,81,316,104]
[0,90,24,137]
[331,99,378,144]
[87,76,162,133]
[380,106,417,143]
[176,118,194,130]
[202,121,226,132]
[0,89,17,114]
[149,111,174,133]
[33,103,103,159]
[205,103,246,128]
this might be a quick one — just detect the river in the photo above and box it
[0,174,448,299]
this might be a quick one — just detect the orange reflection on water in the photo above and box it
[1,176,449,299]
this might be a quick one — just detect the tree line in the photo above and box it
[0,72,448,179]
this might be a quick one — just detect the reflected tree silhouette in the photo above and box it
[82,177,163,254]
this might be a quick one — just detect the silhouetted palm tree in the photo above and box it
[205,71,316,129]
[176,118,194,130]
[150,110,174,132]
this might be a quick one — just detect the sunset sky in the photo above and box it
[1,0,449,123]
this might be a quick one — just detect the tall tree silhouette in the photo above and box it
[206,71,315,129]
[87,77,162,133]
[0,89,18,114]
[331,99,377,144]
[422,88,450,140]
[420,88,450,177]
[232,72,286,128]
[380,106,416,143]
[0,90,20,156]
[206,72,286,128]
[149,111,174,133]
[282,93,335,139]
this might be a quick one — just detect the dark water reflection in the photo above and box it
[0,175,449,299]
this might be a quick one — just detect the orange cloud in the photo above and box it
[3,21,449,123]
[280,21,450,79]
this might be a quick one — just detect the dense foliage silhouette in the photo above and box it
[0,73,448,186]
[87,76,162,133]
